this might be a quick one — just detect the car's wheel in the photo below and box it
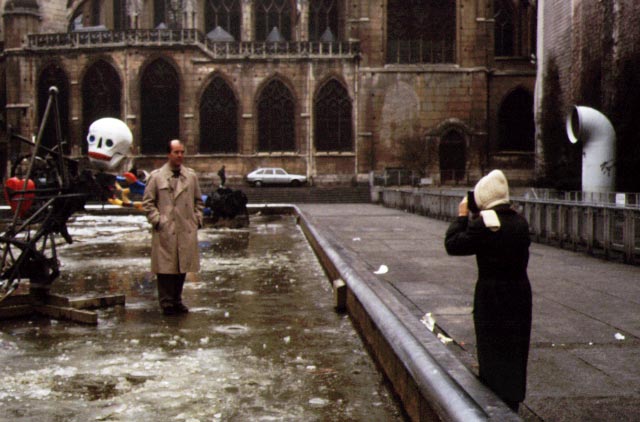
[254,180,263,187]
[290,180,301,187]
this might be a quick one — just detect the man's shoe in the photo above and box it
[174,303,189,314]
[162,306,177,315]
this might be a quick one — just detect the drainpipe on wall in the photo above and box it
[307,60,314,185]
[565,105,616,193]
[353,53,359,183]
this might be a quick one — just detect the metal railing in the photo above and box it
[378,187,640,265]
[26,29,360,59]
[370,169,423,187]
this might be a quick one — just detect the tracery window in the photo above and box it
[314,79,352,152]
[386,0,455,64]
[81,60,122,154]
[140,59,180,154]
[255,0,293,41]
[68,0,99,31]
[38,64,70,153]
[257,79,295,152]
[309,0,338,42]
[154,0,184,28]
[205,0,240,40]
[200,77,238,153]
[494,0,536,58]
[69,0,128,30]
[497,87,534,151]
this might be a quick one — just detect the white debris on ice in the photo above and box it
[420,312,436,332]
[373,264,388,275]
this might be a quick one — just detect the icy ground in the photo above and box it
[0,214,404,422]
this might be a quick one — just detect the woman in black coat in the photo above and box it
[444,169,532,412]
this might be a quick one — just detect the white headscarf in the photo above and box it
[473,170,510,231]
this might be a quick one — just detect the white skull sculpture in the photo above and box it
[87,118,133,171]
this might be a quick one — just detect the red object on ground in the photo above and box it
[4,177,36,217]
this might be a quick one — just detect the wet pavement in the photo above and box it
[0,214,405,422]
[297,204,640,422]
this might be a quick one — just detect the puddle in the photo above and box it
[0,213,405,421]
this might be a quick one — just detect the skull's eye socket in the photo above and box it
[88,135,96,143]
[105,139,114,148]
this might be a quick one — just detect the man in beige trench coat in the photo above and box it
[142,139,204,315]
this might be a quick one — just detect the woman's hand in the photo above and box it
[458,196,469,217]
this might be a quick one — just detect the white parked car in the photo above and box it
[245,167,307,187]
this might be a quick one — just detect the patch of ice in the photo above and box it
[27,387,52,399]
[309,397,328,406]
[53,366,77,377]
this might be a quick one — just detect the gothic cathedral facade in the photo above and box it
[0,0,536,185]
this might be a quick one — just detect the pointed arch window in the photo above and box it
[68,0,100,31]
[498,88,534,151]
[309,0,338,42]
[494,0,515,56]
[494,0,536,58]
[140,59,180,154]
[386,0,455,64]
[255,0,293,41]
[81,60,122,154]
[200,77,238,153]
[205,0,240,40]
[38,64,70,154]
[258,79,295,152]
[439,130,466,184]
[69,0,128,30]
[314,79,352,152]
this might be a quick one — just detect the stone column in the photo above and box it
[127,0,143,29]
[241,0,253,41]
[183,0,197,29]
[297,0,309,41]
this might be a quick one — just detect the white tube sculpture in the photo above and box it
[566,105,616,193]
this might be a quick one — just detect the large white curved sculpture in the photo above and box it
[566,106,616,192]
[86,118,133,172]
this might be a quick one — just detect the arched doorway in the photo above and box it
[498,87,534,151]
[439,130,466,184]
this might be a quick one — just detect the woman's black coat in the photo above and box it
[445,205,532,403]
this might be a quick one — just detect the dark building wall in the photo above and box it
[537,0,640,191]
[0,0,537,186]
